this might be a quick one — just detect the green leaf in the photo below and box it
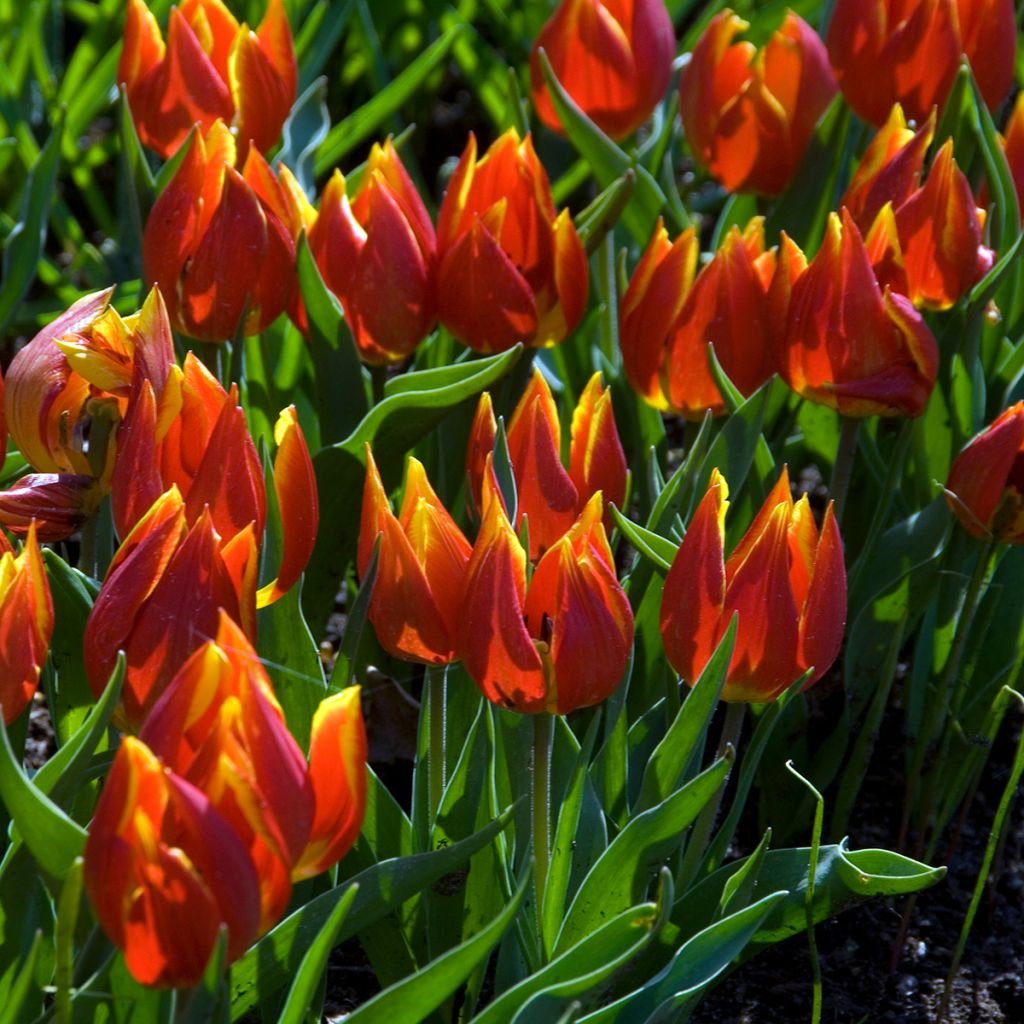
[0,930,42,1024]
[474,901,662,1024]
[609,507,675,574]
[969,73,1020,253]
[344,872,528,1024]
[556,755,732,954]
[230,806,517,1018]
[314,25,462,175]
[303,347,521,634]
[328,539,378,692]
[277,884,359,1024]
[720,828,772,918]
[179,928,230,1024]
[277,77,331,198]
[0,711,86,881]
[117,87,155,276]
[0,113,63,335]
[635,619,737,813]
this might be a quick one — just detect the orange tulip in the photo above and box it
[620,218,783,418]
[309,140,437,363]
[529,0,676,141]
[0,524,53,725]
[119,0,296,159]
[143,120,295,341]
[436,130,588,353]
[83,737,262,988]
[661,468,846,702]
[826,0,1014,126]
[358,447,472,664]
[83,488,258,729]
[466,369,627,558]
[679,10,837,196]
[946,403,1024,543]
[140,614,367,927]
[777,209,938,417]
[457,482,633,714]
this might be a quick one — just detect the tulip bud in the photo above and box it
[0,474,103,542]
[436,130,588,353]
[0,524,54,725]
[143,120,295,341]
[83,737,262,988]
[679,10,837,196]
[529,0,676,141]
[358,447,472,664]
[661,468,846,702]
[946,403,1024,543]
[777,209,939,417]
[309,140,437,363]
[119,0,297,160]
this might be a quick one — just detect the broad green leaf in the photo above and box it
[278,884,359,1024]
[720,828,772,918]
[117,88,155,276]
[609,506,675,573]
[0,929,42,1024]
[344,872,528,1024]
[179,928,229,1024]
[328,539,378,692]
[230,806,517,1018]
[556,755,731,954]
[277,77,331,198]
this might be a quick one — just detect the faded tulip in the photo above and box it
[529,0,676,140]
[661,468,846,701]
[679,10,837,195]
[436,130,588,353]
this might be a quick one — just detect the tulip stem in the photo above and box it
[428,665,447,825]
[829,417,860,524]
[532,711,553,959]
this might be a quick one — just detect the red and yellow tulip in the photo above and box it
[143,120,295,341]
[436,130,588,353]
[679,10,837,196]
[661,468,846,702]
[529,0,676,141]
[457,481,633,714]
[119,0,296,159]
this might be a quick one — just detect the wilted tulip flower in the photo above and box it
[777,209,939,417]
[309,140,437,363]
[458,482,633,714]
[141,613,367,929]
[529,0,676,140]
[466,369,627,558]
[358,447,472,664]
[827,0,1015,126]
[661,468,846,702]
[436,130,588,353]
[84,736,263,988]
[0,524,54,725]
[679,10,837,196]
[946,403,1024,543]
[84,488,259,729]
[620,218,784,417]
[143,120,295,341]
[119,0,296,159]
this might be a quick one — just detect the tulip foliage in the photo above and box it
[2,0,1024,1021]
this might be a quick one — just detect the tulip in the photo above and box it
[864,139,993,310]
[143,120,295,341]
[119,0,296,159]
[436,130,588,352]
[466,369,627,558]
[1002,94,1024,218]
[83,488,259,729]
[661,468,846,702]
[358,447,472,664]
[0,524,54,725]
[0,474,103,542]
[140,614,367,927]
[458,482,633,714]
[309,140,437,363]
[83,736,262,988]
[620,218,782,418]
[777,209,939,417]
[946,403,1024,543]
[679,11,837,196]
[826,0,1014,126]
[529,0,676,141]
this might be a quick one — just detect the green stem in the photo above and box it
[532,711,553,960]
[829,416,860,524]
[677,702,745,890]
[939,689,1024,1024]
[79,510,98,579]
[428,665,448,825]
